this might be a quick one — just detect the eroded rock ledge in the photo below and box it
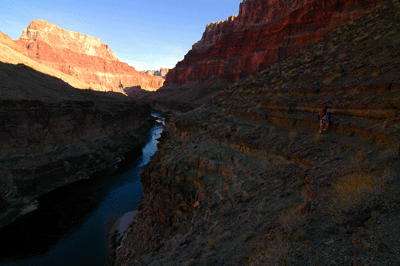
[115,1,400,265]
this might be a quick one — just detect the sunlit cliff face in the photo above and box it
[165,0,382,87]
[20,20,120,60]
[13,20,164,94]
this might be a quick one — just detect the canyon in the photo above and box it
[0,22,168,227]
[147,0,383,112]
[9,20,164,94]
[0,0,399,265]
[0,59,155,229]
[114,0,400,265]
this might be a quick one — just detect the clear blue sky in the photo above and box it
[0,0,243,71]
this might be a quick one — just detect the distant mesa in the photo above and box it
[0,29,90,90]
[142,68,170,78]
[18,19,119,61]
[1,20,165,95]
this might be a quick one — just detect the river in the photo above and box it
[0,113,164,266]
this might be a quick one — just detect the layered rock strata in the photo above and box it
[115,1,400,265]
[14,20,164,93]
[0,61,154,228]
[149,0,382,111]
[0,30,89,90]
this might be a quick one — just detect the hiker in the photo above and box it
[319,107,331,134]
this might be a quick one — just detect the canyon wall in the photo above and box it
[115,1,400,265]
[13,20,164,93]
[149,0,382,111]
[0,30,90,90]
[0,61,155,229]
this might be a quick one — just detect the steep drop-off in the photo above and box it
[115,1,400,265]
[13,20,164,93]
[0,61,154,229]
[147,0,382,112]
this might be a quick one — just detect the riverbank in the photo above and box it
[0,113,165,266]
[106,211,138,264]
[106,113,167,265]
[0,95,155,231]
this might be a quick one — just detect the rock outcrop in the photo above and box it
[0,61,155,229]
[148,0,382,111]
[114,1,400,265]
[143,68,170,78]
[13,20,164,93]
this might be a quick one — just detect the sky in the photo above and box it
[0,0,243,71]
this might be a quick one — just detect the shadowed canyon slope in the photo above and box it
[0,60,155,229]
[115,0,400,265]
[147,0,382,112]
[10,20,164,93]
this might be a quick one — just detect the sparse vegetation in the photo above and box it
[379,145,400,161]
[207,239,216,249]
[111,0,400,265]
[242,231,255,242]
[288,131,298,142]
[247,232,290,266]
[350,148,368,168]
[350,53,366,63]
[186,259,196,266]
[379,67,387,75]
[278,206,307,233]
[327,172,384,225]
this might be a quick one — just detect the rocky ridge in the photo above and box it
[12,20,164,93]
[114,1,400,265]
[148,0,382,112]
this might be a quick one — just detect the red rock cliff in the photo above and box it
[164,0,382,89]
[114,0,400,264]
[14,20,164,93]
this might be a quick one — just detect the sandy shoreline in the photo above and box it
[106,210,138,259]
